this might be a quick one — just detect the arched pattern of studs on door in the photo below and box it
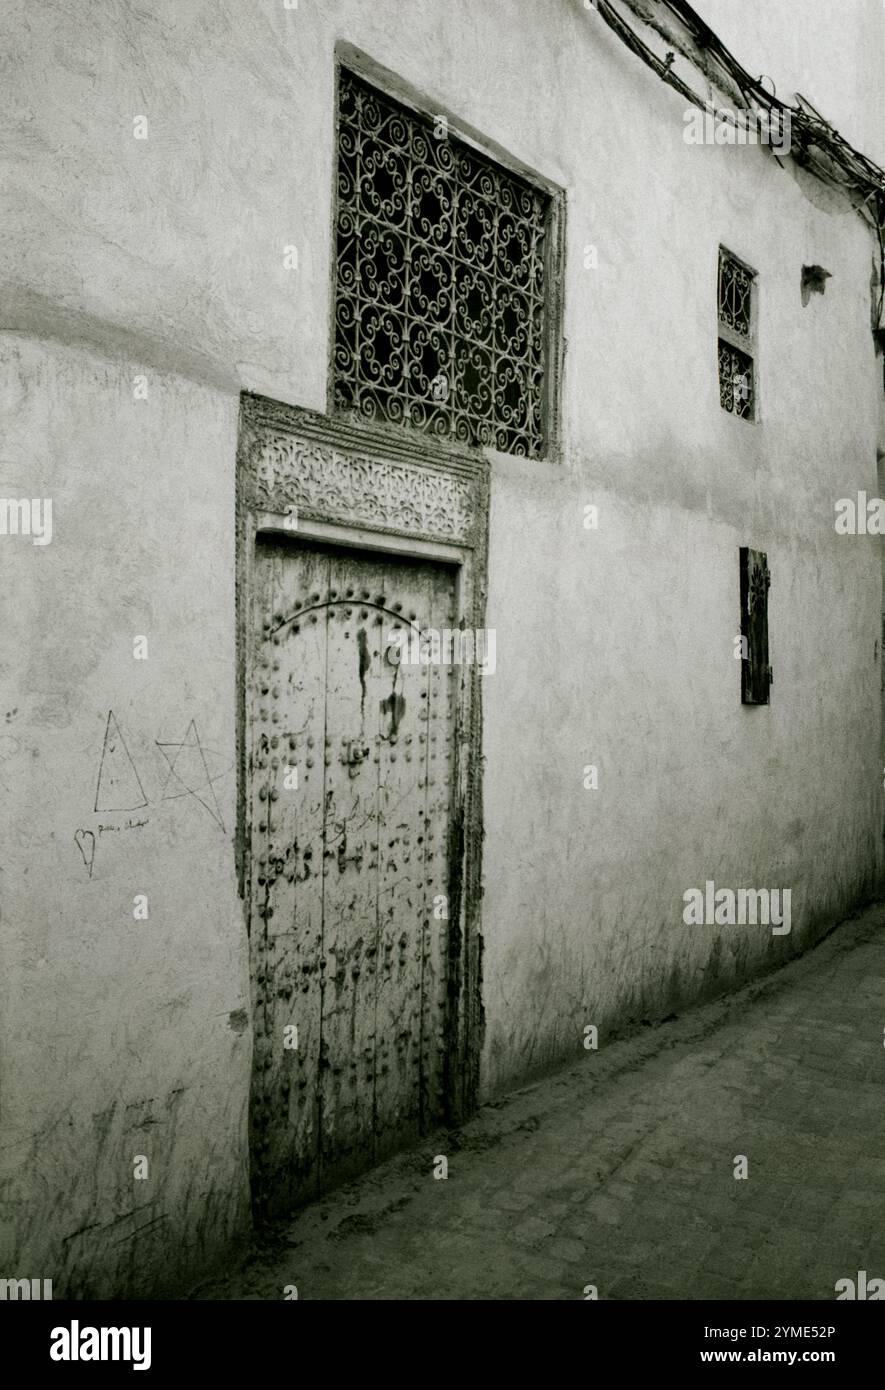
[248,537,459,1216]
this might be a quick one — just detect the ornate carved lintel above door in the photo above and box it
[237,392,489,553]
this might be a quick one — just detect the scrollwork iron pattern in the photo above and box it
[718,341,754,418]
[718,251,753,340]
[334,69,550,458]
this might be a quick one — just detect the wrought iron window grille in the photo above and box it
[333,68,552,458]
[718,247,757,419]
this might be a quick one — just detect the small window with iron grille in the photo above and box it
[718,247,757,420]
[333,67,553,458]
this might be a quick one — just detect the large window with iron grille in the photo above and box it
[718,247,757,420]
[333,67,553,458]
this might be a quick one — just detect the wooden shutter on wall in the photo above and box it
[740,547,771,705]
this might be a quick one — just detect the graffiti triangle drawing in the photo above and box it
[94,710,149,813]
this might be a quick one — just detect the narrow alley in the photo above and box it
[195,904,885,1302]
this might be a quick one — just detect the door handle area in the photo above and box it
[342,741,370,768]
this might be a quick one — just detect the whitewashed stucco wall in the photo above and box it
[0,337,250,1294]
[1,0,882,1291]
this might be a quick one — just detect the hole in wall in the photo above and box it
[801,264,831,305]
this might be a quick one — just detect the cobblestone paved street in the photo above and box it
[195,905,885,1301]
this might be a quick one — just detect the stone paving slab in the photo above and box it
[193,903,885,1300]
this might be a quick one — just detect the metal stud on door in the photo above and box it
[248,539,458,1216]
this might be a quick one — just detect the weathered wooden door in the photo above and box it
[248,537,458,1216]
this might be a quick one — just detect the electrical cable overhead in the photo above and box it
[591,0,885,326]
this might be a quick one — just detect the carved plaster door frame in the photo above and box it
[235,392,488,1159]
